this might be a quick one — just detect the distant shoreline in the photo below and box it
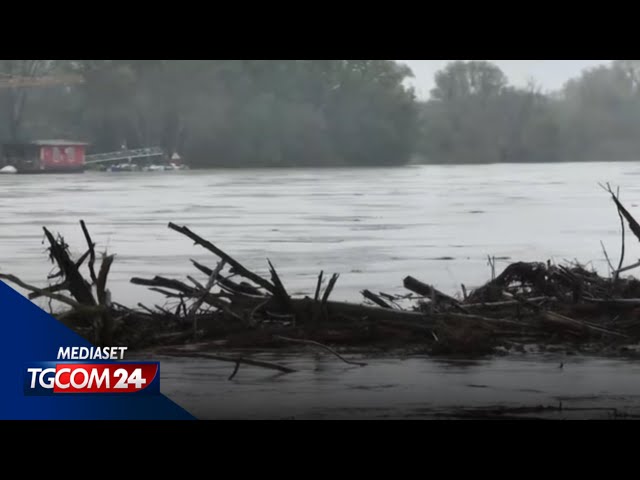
[158,159,640,170]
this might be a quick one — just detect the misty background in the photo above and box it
[399,60,612,98]
[1,60,638,167]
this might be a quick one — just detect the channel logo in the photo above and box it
[24,347,161,396]
[24,362,160,395]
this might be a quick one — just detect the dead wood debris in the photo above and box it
[3,187,640,370]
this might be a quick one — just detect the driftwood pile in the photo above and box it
[3,185,640,365]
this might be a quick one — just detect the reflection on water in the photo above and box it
[156,353,640,419]
[2,162,639,309]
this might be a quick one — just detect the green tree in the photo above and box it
[0,60,53,140]
[2,60,418,167]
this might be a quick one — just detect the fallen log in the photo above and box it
[438,312,529,328]
[502,291,549,311]
[463,297,549,309]
[541,311,628,339]
[131,276,197,296]
[218,277,266,297]
[585,298,640,307]
[403,276,467,312]
[361,289,393,309]
[375,319,433,334]
[290,297,433,325]
[169,222,275,293]
[404,276,453,302]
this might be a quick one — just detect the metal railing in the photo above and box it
[85,147,164,164]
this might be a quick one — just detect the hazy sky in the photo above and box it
[398,60,612,98]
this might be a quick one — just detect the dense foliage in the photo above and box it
[417,60,640,163]
[0,60,418,167]
[2,60,640,166]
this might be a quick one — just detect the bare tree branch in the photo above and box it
[0,273,80,308]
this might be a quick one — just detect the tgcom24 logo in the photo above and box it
[23,346,161,396]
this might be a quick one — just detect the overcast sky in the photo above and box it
[397,60,612,99]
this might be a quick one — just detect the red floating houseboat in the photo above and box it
[1,139,89,174]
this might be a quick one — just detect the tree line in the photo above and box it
[418,60,640,164]
[1,60,639,167]
[0,60,417,167]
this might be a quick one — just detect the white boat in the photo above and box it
[0,165,17,174]
[168,162,189,171]
[107,163,139,172]
[140,163,189,172]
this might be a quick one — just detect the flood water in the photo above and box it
[2,162,640,419]
[2,162,639,306]
[157,353,640,419]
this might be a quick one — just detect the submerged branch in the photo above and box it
[158,350,296,375]
[273,335,367,366]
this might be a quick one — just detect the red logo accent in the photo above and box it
[52,364,158,393]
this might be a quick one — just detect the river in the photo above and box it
[2,162,640,419]
[2,162,639,306]
[156,353,640,419]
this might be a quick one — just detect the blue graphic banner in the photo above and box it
[0,281,195,419]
